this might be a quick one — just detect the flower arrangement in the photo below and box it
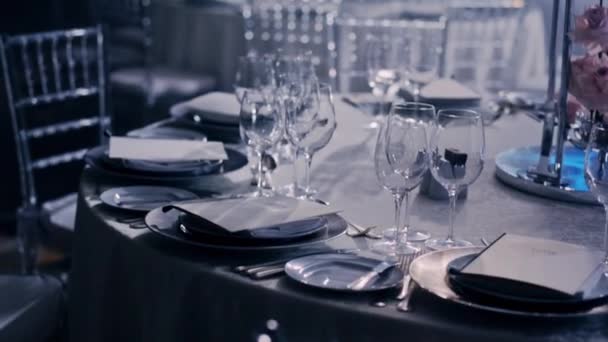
[569,4,608,124]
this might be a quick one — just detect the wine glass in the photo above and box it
[234,54,276,103]
[235,54,277,190]
[406,28,442,101]
[584,124,608,271]
[285,82,336,199]
[380,103,429,256]
[366,36,409,128]
[275,54,317,197]
[239,90,284,197]
[426,109,485,250]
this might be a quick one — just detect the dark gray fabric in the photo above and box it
[0,275,64,342]
[69,99,608,341]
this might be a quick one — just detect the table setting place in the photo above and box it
[79,47,608,320]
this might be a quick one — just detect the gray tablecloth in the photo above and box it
[69,98,608,341]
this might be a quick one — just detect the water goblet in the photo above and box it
[406,28,442,101]
[379,103,430,256]
[285,82,336,199]
[239,90,284,197]
[426,109,485,250]
[365,36,409,128]
[234,54,276,104]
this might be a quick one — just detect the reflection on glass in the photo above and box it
[585,124,608,271]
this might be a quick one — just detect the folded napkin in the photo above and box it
[109,137,228,161]
[170,91,240,125]
[166,195,339,233]
[420,78,481,102]
[453,234,604,299]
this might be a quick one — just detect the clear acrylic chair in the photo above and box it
[442,0,526,94]
[91,0,217,131]
[0,26,109,274]
[242,0,341,86]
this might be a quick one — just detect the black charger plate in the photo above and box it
[144,206,347,251]
[84,146,247,181]
[179,214,327,243]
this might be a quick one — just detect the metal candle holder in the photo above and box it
[495,0,598,204]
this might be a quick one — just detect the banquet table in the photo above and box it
[69,98,608,342]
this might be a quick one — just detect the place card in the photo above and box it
[109,137,228,161]
[170,91,240,125]
[456,234,605,298]
[167,195,340,233]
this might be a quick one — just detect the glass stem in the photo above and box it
[382,90,389,117]
[392,192,404,244]
[412,83,420,101]
[304,152,313,195]
[604,205,608,264]
[292,148,300,190]
[397,191,410,246]
[256,150,264,196]
[447,189,457,242]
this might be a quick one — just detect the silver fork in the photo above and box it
[344,219,382,239]
[397,275,414,312]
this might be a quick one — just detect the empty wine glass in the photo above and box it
[426,109,485,250]
[584,124,608,271]
[366,36,409,128]
[275,53,318,197]
[286,82,336,199]
[406,28,442,101]
[239,90,284,197]
[380,103,429,256]
[234,54,276,103]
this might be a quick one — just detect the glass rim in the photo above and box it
[437,108,481,119]
[392,101,436,111]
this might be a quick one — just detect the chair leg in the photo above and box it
[16,206,40,275]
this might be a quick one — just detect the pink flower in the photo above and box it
[571,5,608,51]
[569,53,608,112]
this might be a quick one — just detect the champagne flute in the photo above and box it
[239,90,284,197]
[426,109,485,250]
[584,124,608,271]
[381,103,429,256]
[285,82,336,199]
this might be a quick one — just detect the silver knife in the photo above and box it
[347,260,396,290]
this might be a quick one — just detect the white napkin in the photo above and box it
[109,137,228,161]
[171,195,340,233]
[460,234,605,297]
[420,78,480,101]
[170,91,240,125]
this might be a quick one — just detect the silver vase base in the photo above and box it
[495,146,598,205]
